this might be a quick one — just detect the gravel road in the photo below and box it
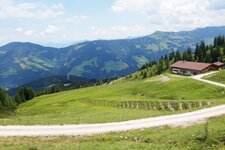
[1,71,225,137]
[191,71,225,87]
[1,105,225,137]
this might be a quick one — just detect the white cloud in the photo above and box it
[112,0,225,31]
[112,0,158,13]
[15,28,23,32]
[25,30,35,36]
[0,0,65,19]
[90,26,96,30]
[210,0,225,10]
[66,15,88,23]
[0,25,65,46]
[37,3,65,19]
[1,0,225,45]
[44,25,60,34]
[90,25,149,39]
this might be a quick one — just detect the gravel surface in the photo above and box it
[191,71,225,87]
[1,71,225,137]
[1,105,225,137]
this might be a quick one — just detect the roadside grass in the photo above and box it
[204,70,225,84]
[0,103,172,125]
[1,74,225,125]
[1,115,225,149]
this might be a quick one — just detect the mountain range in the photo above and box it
[1,26,225,89]
[8,75,100,96]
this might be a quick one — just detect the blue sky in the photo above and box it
[0,0,225,47]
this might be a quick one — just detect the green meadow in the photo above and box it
[1,73,225,125]
[205,70,225,84]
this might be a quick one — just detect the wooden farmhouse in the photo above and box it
[170,61,224,76]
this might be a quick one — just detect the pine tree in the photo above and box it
[164,55,169,68]
[187,48,193,61]
[182,51,188,61]
[195,44,199,61]
[175,51,182,62]
[15,87,34,104]
[0,88,16,113]
[143,71,147,79]
[200,41,206,60]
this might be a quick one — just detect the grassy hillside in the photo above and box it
[1,115,225,149]
[1,73,225,125]
[2,26,225,89]
[205,70,225,84]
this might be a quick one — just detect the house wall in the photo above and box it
[222,65,225,69]
[171,62,224,76]
[212,65,225,70]
[201,67,211,73]
[172,68,200,76]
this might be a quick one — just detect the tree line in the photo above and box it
[0,87,34,116]
[129,35,225,80]
[170,35,225,63]
[35,77,117,97]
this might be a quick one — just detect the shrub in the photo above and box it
[182,102,189,110]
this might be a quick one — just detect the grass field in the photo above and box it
[205,70,225,84]
[1,74,225,125]
[1,115,225,150]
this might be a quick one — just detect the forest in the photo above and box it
[138,35,225,79]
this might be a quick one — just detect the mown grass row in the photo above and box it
[79,99,213,112]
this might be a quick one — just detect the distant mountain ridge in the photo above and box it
[1,26,225,89]
[8,75,96,96]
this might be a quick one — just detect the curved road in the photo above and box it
[1,72,225,137]
[1,105,225,137]
[191,71,225,88]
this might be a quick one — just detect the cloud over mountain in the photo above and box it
[112,0,225,31]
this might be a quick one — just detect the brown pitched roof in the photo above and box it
[170,61,212,71]
[213,61,224,67]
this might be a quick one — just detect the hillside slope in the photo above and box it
[1,26,225,89]
[204,70,225,84]
[1,72,224,125]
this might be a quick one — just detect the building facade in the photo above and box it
[170,61,224,76]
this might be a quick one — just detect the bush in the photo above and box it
[170,102,179,110]
[182,102,189,110]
